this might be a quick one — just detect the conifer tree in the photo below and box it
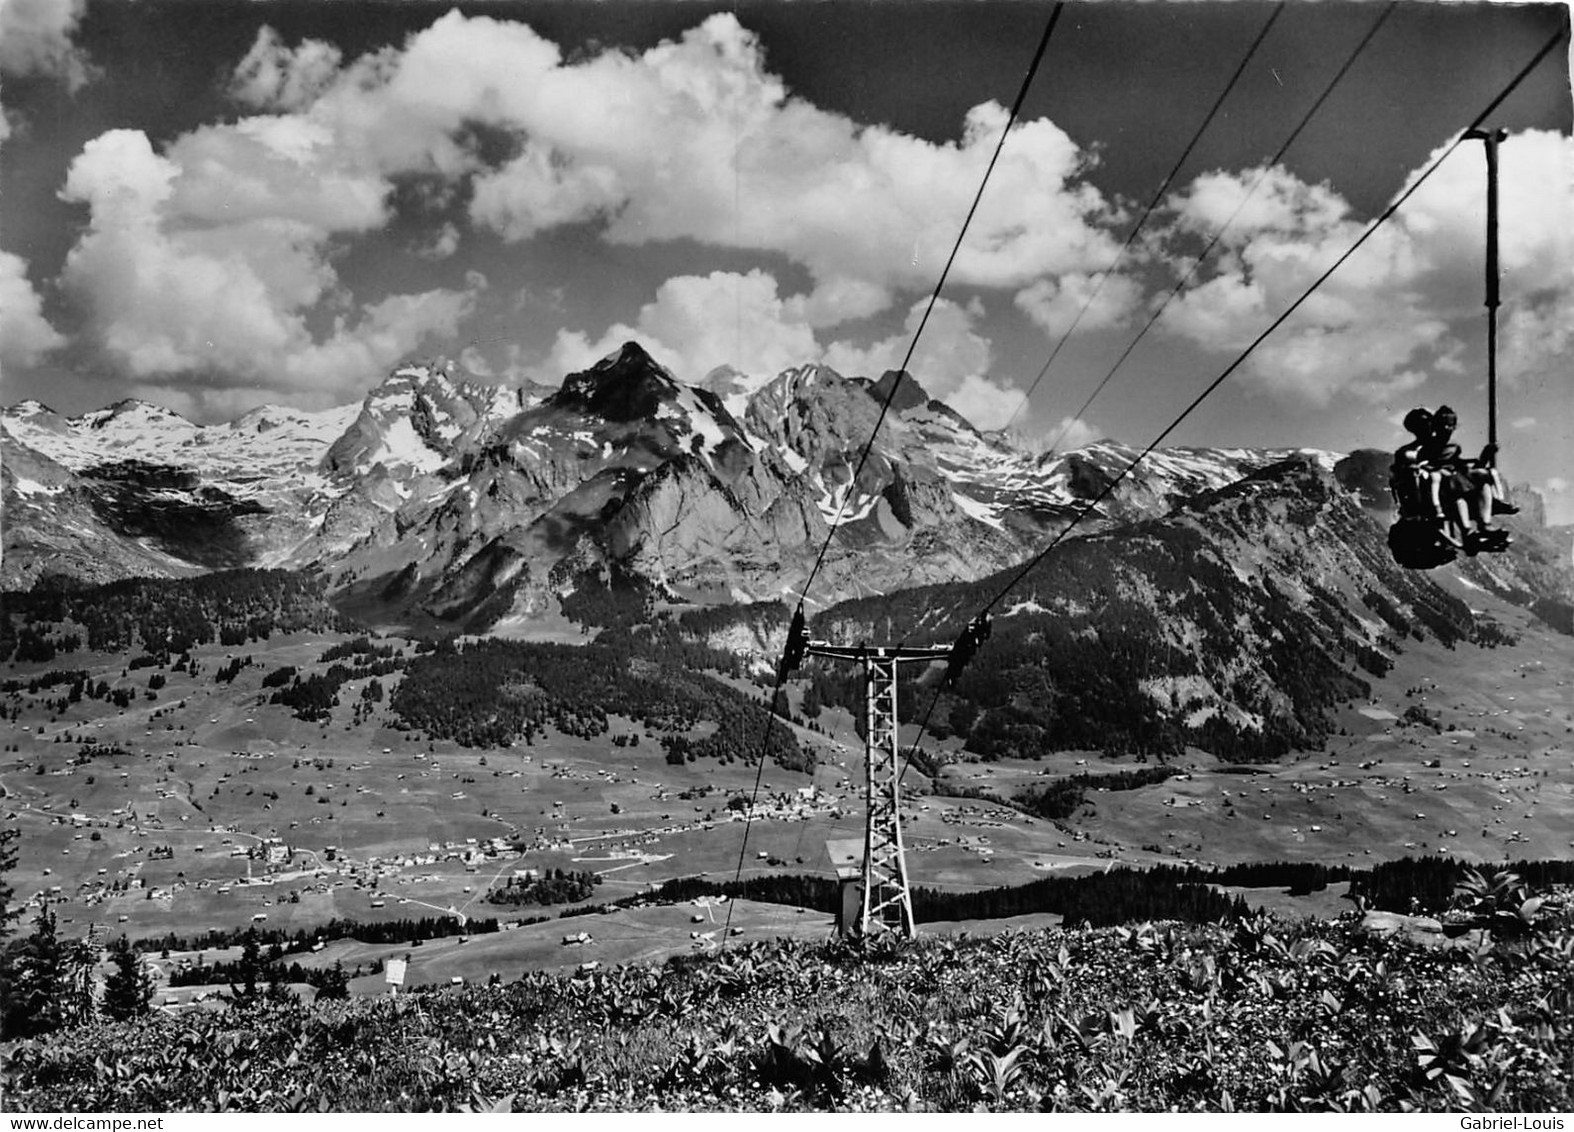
[227,928,266,1007]
[103,935,155,1021]
[0,827,17,947]
[0,828,16,1026]
[5,906,67,1038]
[316,959,350,1001]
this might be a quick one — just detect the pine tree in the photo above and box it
[227,928,293,1007]
[316,960,350,1001]
[5,906,68,1038]
[0,828,16,1026]
[0,827,17,947]
[227,928,265,1007]
[103,935,155,1021]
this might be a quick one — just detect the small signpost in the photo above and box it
[385,957,407,996]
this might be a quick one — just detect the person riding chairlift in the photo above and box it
[1399,404,1516,551]
[1393,408,1448,534]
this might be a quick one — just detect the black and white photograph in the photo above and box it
[1,0,1572,1114]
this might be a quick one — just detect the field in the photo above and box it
[0,632,864,948]
[3,567,1571,1000]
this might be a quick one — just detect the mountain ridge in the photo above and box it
[3,344,1566,647]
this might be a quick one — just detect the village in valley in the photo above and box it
[4,595,1570,1001]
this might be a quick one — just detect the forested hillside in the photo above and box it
[768,460,1497,764]
[0,569,350,660]
[390,635,809,770]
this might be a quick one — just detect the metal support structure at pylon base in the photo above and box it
[804,642,951,939]
[862,653,910,936]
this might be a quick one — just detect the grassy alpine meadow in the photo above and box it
[4,878,1572,1113]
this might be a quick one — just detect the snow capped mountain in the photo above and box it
[12,340,1555,638]
[323,359,547,480]
[1,396,358,492]
[0,430,209,587]
[325,343,809,619]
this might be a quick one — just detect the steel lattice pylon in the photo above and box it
[806,643,951,938]
[860,653,911,935]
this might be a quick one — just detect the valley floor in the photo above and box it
[3,605,1572,1000]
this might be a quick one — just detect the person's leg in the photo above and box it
[1473,481,1498,532]
[1462,478,1510,549]
[1489,470,1519,515]
[1451,494,1475,537]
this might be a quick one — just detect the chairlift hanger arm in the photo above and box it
[1463,126,1508,451]
[802,643,954,664]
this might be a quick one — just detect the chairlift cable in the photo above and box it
[893,25,1563,788]
[725,3,1070,950]
[999,1,1286,442]
[796,2,1066,611]
[982,23,1562,622]
[1038,0,1399,461]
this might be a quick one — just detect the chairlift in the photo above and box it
[1388,130,1515,569]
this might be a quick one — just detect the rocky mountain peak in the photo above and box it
[323,358,535,478]
[1,400,71,439]
[80,398,192,430]
[5,399,57,419]
[551,342,685,423]
[12,346,1568,649]
[371,361,461,409]
[745,363,875,453]
[867,369,931,414]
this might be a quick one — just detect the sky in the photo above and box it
[2,0,1571,519]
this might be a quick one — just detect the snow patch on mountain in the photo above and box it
[10,475,63,497]
[952,491,1003,529]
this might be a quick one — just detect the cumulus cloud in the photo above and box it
[785,277,893,329]
[941,372,1032,433]
[1043,414,1103,452]
[1167,164,1351,242]
[458,345,494,378]
[536,269,820,386]
[214,11,1118,326]
[824,297,988,383]
[415,222,461,260]
[1498,289,1574,388]
[166,116,390,232]
[229,27,344,111]
[0,251,65,368]
[42,10,1132,410]
[1153,132,1574,406]
[1349,368,1430,408]
[1014,271,1143,337]
[0,0,91,89]
[58,129,474,407]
